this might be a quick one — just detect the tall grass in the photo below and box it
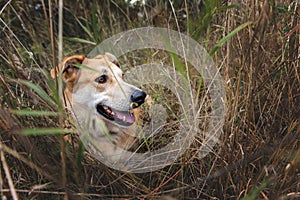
[0,0,299,199]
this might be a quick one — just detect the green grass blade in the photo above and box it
[19,80,56,108]
[210,21,252,56]
[162,35,187,79]
[73,63,99,72]
[21,128,73,135]
[29,68,62,107]
[11,110,59,116]
[170,52,187,79]
[76,141,85,176]
[241,179,270,200]
[64,37,96,45]
[91,4,101,43]
[74,16,94,40]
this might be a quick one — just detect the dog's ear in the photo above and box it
[94,52,120,67]
[50,55,85,83]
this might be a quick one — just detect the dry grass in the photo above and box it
[0,0,299,199]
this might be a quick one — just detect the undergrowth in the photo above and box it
[0,0,299,199]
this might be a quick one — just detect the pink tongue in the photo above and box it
[113,109,135,124]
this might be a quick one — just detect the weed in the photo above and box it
[0,0,299,199]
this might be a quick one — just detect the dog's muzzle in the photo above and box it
[96,90,146,127]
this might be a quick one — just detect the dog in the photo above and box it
[50,53,146,163]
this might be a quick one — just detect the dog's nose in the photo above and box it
[130,90,146,108]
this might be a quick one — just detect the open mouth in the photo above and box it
[96,104,135,127]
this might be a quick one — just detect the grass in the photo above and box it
[0,0,299,199]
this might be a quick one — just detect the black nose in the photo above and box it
[130,90,147,108]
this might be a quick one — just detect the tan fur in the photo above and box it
[51,53,143,161]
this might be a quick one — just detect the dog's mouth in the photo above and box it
[96,104,135,127]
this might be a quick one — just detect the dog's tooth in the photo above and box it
[123,116,126,121]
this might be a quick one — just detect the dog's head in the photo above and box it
[51,53,146,127]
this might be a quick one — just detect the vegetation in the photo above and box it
[0,0,299,199]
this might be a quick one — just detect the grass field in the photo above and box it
[0,0,299,199]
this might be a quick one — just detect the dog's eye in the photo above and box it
[95,75,108,84]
